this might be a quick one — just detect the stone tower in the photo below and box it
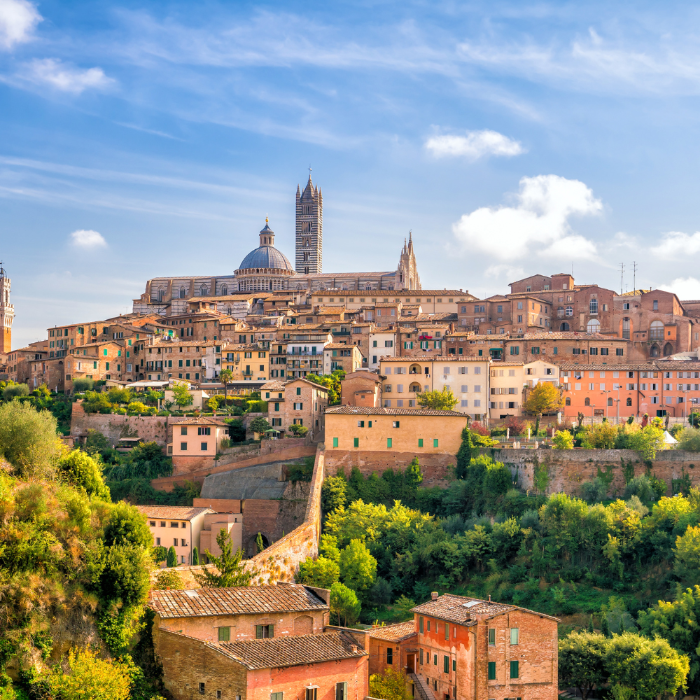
[396,232,421,290]
[0,264,14,354]
[295,173,323,274]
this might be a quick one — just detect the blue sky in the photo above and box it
[3,0,700,348]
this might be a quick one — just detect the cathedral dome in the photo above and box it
[237,221,293,272]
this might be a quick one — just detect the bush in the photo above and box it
[581,477,609,504]
[153,568,184,590]
[624,475,661,504]
[58,449,110,500]
[677,427,700,452]
[470,421,490,436]
[3,383,30,401]
[72,378,94,392]
[552,430,574,450]
[505,415,527,436]
[104,501,152,549]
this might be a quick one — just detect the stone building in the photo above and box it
[340,370,383,407]
[263,377,329,436]
[412,593,559,700]
[367,621,417,677]
[0,264,14,354]
[322,343,363,375]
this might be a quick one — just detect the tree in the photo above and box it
[127,401,151,415]
[307,370,344,405]
[256,532,265,553]
[639,586,700,694]
[455,428,474,480]
[523,383,564,434]
[339,539,377,595]
[677,427,700,452]
[107,388,132,405]
[44,646,131,700]
[166,546,178,568]
[192,546,200,566]
[207,396,220,413]
[558,632,613,700]
[171,381,193,408]
[405,457,423,489]
[296,556,340,588]
[393,595,416,620]
[193,529,255,587]
[227,418,247,443]
[330,582,361,626]
[3,383,30,401]
[552,430,574,449]
[84,428,110,454]
[582,422,618,449]
[674,526,700,585]
[416,386,458,411]
[58,449,110,500]
[100,543,153,606]
[249,417,271,436]
[72,377,94,392]
[322,475,347,514]
[219,368,233,410]
[154,568,184,590]
[0,400,63,477]
[104,501,153,549]
[152,546,168,564]
[369,668,411,700]
[627,426,664,460]
[289,424,309,437]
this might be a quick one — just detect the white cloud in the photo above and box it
[425,130,524,160]
[651,231,700,259]
[452,174,602,261]
[660,277,700,300]
[70,230,107,249]
[484,264,524,279]
[20,59,114,94]
[0,0,41,50]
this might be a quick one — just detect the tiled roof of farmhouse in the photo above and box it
[216,632,366,670]
[326,406,466,417]
[412,594,559,623]
[148,584,328,619]
[368,621,417,642]
[135,506,213,521]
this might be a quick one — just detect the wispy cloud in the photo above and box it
[17,58,114,94]
[453,174,602,262]
[660,277,700,300]
[425,129,525,160]
[651,231,700,259]
[0,0,41,51]
[70,229,107,249]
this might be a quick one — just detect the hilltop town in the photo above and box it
[1,179,700,700]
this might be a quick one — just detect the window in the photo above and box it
[199,684,206,695]
[180,442,187,451]
[418,438,423,447]
[510,628,519,645]
[353,438,359,448]
[434,439,439,448]
[419,616,424,633]
[197,427,211,436]
[488,661,496,680]
[201,442,208,451]
[335,682,347,700]
[271,694,283,700]
[387,648,393,664]
[510,660,519,679]
[387,438,392,448]
[434,654,437,665]
[488,628,495,645]
[256,624,274,638]
[590,298,598,314]
[392,421,400,428]
[218,626,230,642]
[305,689,317,700]
[653,300,659,310]
[444,655,449,673]
[420,649,424,664]
[180,426,187,435]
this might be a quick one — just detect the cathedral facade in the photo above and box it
[134,176,421,316]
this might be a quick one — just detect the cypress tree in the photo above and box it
[167,545,177,568]
[192,546,199,565]
[588,616,595,633]
[601,614,612,638]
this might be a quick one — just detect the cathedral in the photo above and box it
[135,176,421,315]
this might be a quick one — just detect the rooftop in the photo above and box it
[380,355,488,362]
[216,632,367,670]
[326,406,467,417]
[134,506,213,521]
[368,621,417,642]
[148,584,328,619]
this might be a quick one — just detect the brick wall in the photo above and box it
[494,447,700,497]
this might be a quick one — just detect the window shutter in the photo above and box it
[255,625,263,639]
[268,624,274,638]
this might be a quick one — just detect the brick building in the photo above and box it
[170,417,230,470]
[323,343,363,374]
[263,377,329,437]
[412,593,559,700]
[340,370,382,407]
[368,621,417,676]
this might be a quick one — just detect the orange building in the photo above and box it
[368,621,417,676]
[412,593,559,700]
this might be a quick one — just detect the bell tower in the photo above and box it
[0,264,14,354]
[296,170,323,274]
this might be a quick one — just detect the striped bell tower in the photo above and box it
[295,169,323,274]
[0,263,13,354]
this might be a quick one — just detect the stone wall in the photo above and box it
[494,448,700,497]
[70,402,169,444]
[325,450,452,487]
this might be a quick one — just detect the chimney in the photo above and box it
[431,591,439,601]
[350,644,358,653]
[488,595,492,603]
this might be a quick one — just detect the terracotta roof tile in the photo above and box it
[368,621,417,642]
[135,506,213,521]
[216,632,366,670]
[326,406,467,417]
[149,585,328,619]
[411,593,558,623]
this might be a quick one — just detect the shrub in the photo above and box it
[470,421,490,436]
[58,449,110,500]
[504,415,527,435]
[677,427,700,452]
[552,430,574,450]
[3,383,30,401]
[166,546,177,568]
[126,402,150,415]
[72,378,94,392]
[153,568,184,590]
[581,477,609,504]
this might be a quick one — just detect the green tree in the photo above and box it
[339,539,377,596]
[166,546,177,568]
[152,546,168,564]
[154,568,184,590]
[256,532,265,553]
[171,381,193,408]
[306,370,344,405]
[192,546,200,565]
[558,632,612,700]
[0,400,62,477]
[127,401,151,415]
[219,368,233,410]
[677,427,700,452]
[369,668,411,700]
[523,383,564,434]
[84,428,110,453]
[207,396,220,413]
[104,501,152,549]
[193,529,255,587]
[322,475,347,514]
[58,449,110,500]
[552,430,574,449]
[289,424,309,437]
[674,525,700,585]
[405,457,423,490]
[627,426,665,460]
[639,586,700,694]
[455,428,474,480]
[296,557,340,588]
[330,582,361,626]
[107,388,132,405]
[82,390,113,414]
[44,646,132,700]
[100,543,152,606]
[582,422,618,449]
[249,417,271,436]
[393,595,416,620]
[3,383,30,401]
[416,386,458,411]
[72,377,94,392]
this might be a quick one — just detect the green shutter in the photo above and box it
[268,624,274,638]
[387,438,392,448]
[218,626,230,642]
[419,616,423,633]
[353,438,359,448]
[444,655,449,673]
[452,659,456,672]
[333,437,338,448]
[510,660,519,679]
[445,622,449,640]
[488,661,496,680]
[256,625,263,639]
[418,438,423,447]
[488,628,495,645]
[434,438,439,448]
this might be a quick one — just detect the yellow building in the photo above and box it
[379,356,490,421]
[325,406,468,454]
[489,361,525,420]
[220,343,269,381]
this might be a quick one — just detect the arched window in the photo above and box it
[626,397,632,406]
[608,397,613,406]
[560,322,570,331]
[584,397,591,406]
[158,289,164,302]
[200,285,207,296]
[565,397,571,406]
[221,285,228,296]
[589,298,598,314]
[409,364,422,375]
[409,382,421,393]
[565,306,573,316]
[587,319,601,333]
[650,344,660,357]
[664,342,674,356]
[179,287,186,298]
[650,320,664,340]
